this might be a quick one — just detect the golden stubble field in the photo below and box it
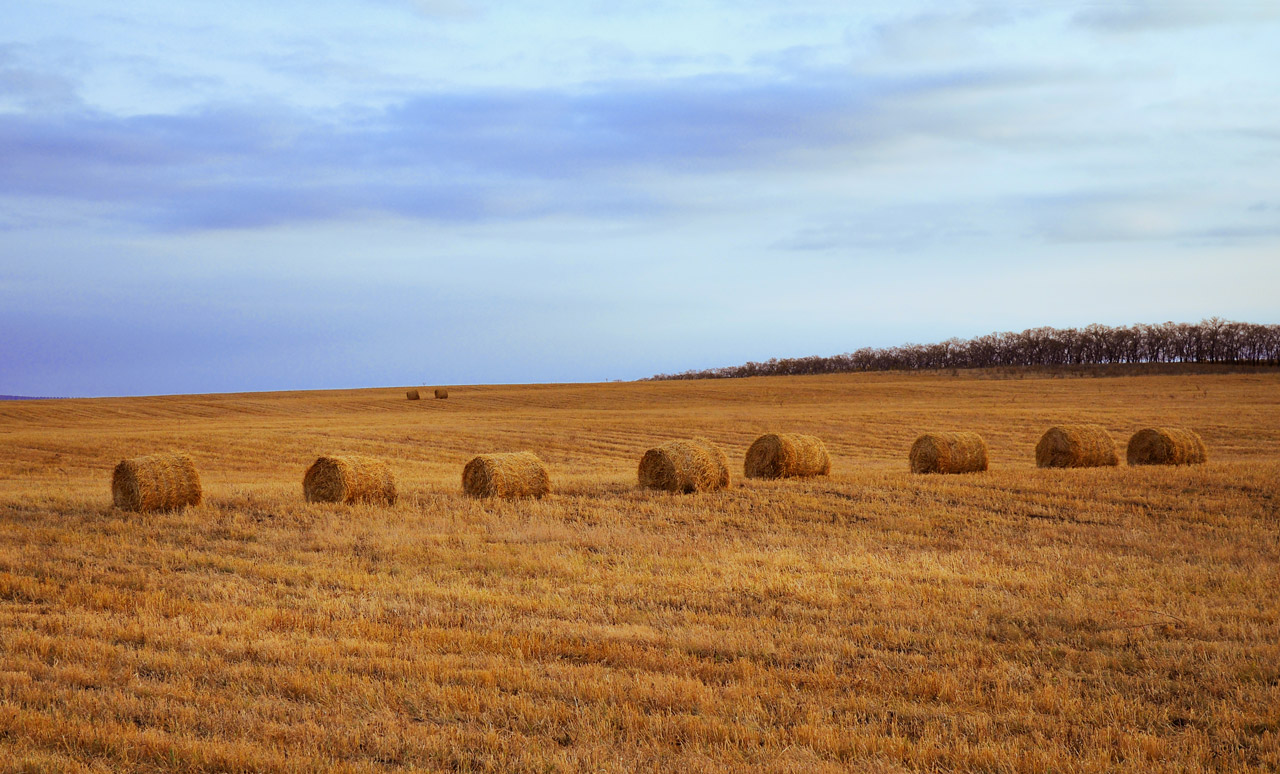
[1,371,1277,773]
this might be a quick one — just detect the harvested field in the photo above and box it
[1,371,1278,772]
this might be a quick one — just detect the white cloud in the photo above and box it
[402,0,479,19]
[1073,0,1280,32]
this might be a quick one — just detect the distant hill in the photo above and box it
[648,318,1280,380]
[0,395,59,400]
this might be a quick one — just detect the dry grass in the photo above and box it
[1,371,1278,772]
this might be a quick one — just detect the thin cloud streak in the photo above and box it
[0,67,1060,232]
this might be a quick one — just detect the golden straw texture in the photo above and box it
[744,433,831,479]
[909,432,989,474]
[1127,427,1208,466]
[638,438,731,493]
[111,452,202,512]
[303,455,397,505]
[1035,424,1119,468]
[434,388,449,399]
[462,451,550,499]
[406,389,420,400]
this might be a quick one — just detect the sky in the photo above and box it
[2,1,1279,396]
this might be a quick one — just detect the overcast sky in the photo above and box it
[3,1,1278,396]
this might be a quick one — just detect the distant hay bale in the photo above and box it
[1035,424,1119,468]
[638,438,730,493]
[744,433,831,479]
[462,451,550,499]
[909,432,989,474]
[434,388,449,399]
[1126,427,1207,466]
[406,389,420,400]
[303,455,397,505]
[112,452,202,512]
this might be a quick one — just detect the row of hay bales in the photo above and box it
[302,451,553,504]
[108,435,826,512]
[406,388,448,400]
[111,451,545,511]
[910,425,1208,474]
[109,426,1206,512]
[637,433,833,493]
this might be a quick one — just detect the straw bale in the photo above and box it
[909,432,989,474]
[744,433,831,479]
[638,438,730,493]
[462,451,549,499]
[303,455,397,505]
[1126,427,1207,466]
[1035,424,1119,468]
[112,452,202,512]
[406,389,420,400]
[434,388,449,399]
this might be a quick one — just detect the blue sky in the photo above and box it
[2,1,1278,396]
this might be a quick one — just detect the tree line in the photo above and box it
[648,318,1280,380]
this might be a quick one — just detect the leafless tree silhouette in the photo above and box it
[649,319,1280,380]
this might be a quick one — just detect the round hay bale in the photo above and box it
[434,388,449,399]
[638,437,730,493]
[112,452,202,512]
[1035,424,1119,468]
[303,455,397,505]
[909,432,989,474]
[406,389,421,400]
[1126,427,1207,466]
[744,433,831,479]
[462,451,550,499]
